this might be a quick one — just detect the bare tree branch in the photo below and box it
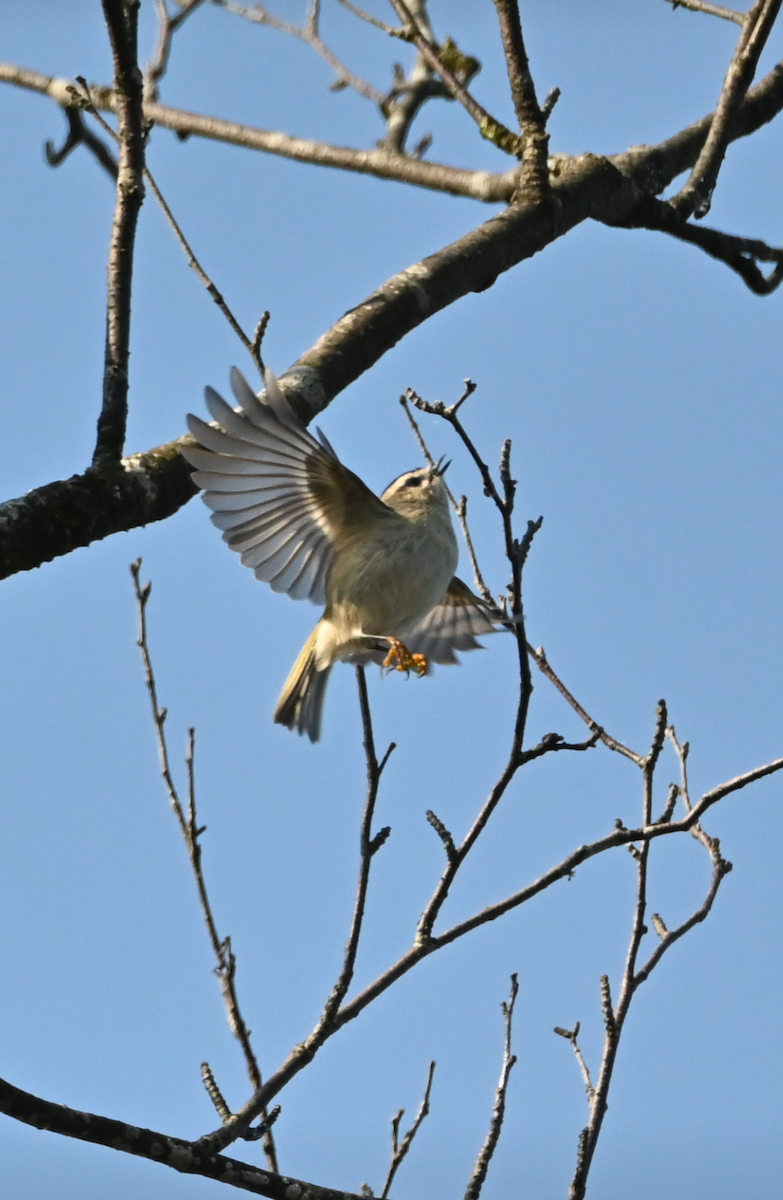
[464,975,519,1200]
[311,666,394,1036]
[0,439,198,582]
[671,0,783,218]
[72,82,267,367]
[553,1022,595,1100]
[664,0,744,22]
[0,1074,359,1200]
[526,644,646,766]
[389,0,522,156]
[94,0,146,468]
[612,191,783,293]
[45,105,118,178]
[565,702,735,1200]
[380,1061,436,1199]
[131,561,278,1169]
[146,0,206,100]
[492,0,551,198]
[2,60,783,577]
[213,0,384,104]
[398,385,494,603]
[0,60,518,200]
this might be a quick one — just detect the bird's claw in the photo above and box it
[383,637,428,677]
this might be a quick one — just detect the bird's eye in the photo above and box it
[403,476,422,488]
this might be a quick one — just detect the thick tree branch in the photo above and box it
[2,61,783,576]
[0,444,198,581]
[0,1074,361,1200]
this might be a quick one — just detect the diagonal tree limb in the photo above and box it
[2,62,783,578]
[389,0,522,155]
[192,736,783,1153]
[0,441,198,581]
[3,56,783,203]
[380,1060,436,1199]
[670,0,782,218]
[664,0,744,22]
[0,1074,362,1200]
[0,61,518,203]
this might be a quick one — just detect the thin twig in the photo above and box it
[565,701,730,1200]
[456,495,494,604]
[389,0,522,156]
[213,0,384,103]
[45,106,118,178]
[311,667,394,1037]
[69,83,263,371]
[142,164,262,365]
[399,386,492,600]
[613,192,783,295]
[518,729,601,766]
[196,739,783,1150]
[667,725,692,810]
[671,0,783,218]
[335,0,401,35]
[526,643,646,766]
[130,561,278,1169]
[94,0,146,468]
[201,1061,232,1122]
[464,975,519,1200]
[554,1022,595,1100]
[664,0,745,25]
[146,0,206,99]
[380,1061,436,1199]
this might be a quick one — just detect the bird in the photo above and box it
[183,368,501,742]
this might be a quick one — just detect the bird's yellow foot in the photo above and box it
[383,637,428,677]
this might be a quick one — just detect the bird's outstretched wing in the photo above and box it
[405,576,503,665]
[184,368,392,604]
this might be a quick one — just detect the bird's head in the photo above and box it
[381,458,451,518]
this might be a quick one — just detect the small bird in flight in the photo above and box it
[185,369,500,741]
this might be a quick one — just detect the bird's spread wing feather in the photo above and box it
[406,577,502,665]
[184,368,391,604]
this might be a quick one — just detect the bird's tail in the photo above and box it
[274,625,332,743]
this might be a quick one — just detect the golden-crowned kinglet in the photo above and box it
[184,369,499,742]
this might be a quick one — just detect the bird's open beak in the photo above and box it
[434,456,451,476]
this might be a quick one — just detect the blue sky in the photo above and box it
[1,3,782,1198]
